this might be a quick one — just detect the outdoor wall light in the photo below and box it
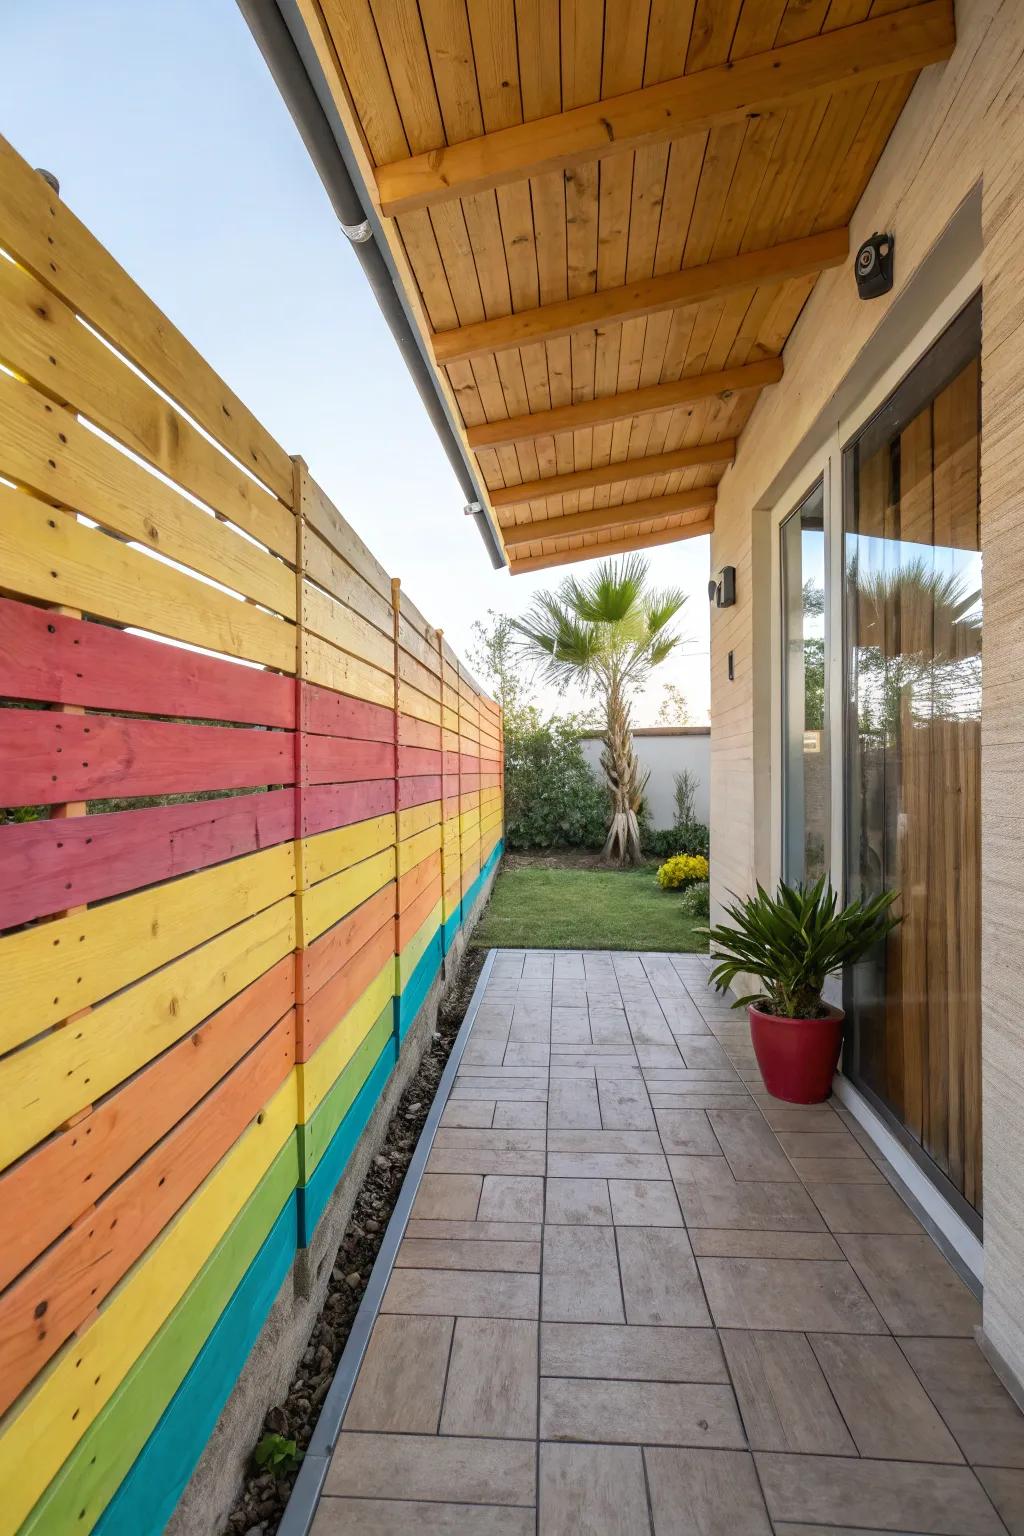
[708,566,736,608]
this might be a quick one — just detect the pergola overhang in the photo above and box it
[248,0,954,573]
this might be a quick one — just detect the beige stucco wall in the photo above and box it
[708,0,1024,1387]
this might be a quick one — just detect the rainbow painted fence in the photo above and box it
[0,133,503,1535]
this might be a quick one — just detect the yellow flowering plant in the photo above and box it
[656,853,709,890]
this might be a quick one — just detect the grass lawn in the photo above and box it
[471,860,707,952]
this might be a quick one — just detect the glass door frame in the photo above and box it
[768,255,983,1218]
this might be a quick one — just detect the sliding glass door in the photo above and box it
[843,297,982,1219]
[781,480,829,886]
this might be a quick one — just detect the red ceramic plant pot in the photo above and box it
[748,1002,845,1104]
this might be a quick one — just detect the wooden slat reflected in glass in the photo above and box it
[844,297,982,1219]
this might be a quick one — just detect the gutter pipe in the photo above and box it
[235,0,507,569]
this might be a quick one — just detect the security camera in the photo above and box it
[855,232,894,300]
[708,566,735,608]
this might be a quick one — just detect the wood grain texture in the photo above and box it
[432,228,848,361]
[374,7,953,213]
[0,597,295,726]
[0,709,294,805]
[0,788,295,931]
[0,1014,295,1414]
[489,440,736,508]
[510,517,714,572]
[0,132,293,505]
[0,958,295,1292]
[503,498,714,549]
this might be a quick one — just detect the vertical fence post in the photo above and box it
[291,457,309,1083]
[391,576,402,1048]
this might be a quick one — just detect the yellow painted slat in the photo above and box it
[0,845,295,1049]
[302,814,395,886]
[0,485,296,672]
[301,521,394,637]
[397,823,442,877]
[397,799,441,841]
[398,679,442,726]
[0,367,301,616]
[0,257,295,561]
[0,1074,299,1534]
[300,847,396,946]
[302,631,395,705]
[398,649,441,701]
[298,961,395,1120]
[301,579,395,673]
[0,132,293,507]
[0,898,296,1172]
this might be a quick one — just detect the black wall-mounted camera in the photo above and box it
[708,566,736,608]
[855,232,894,300]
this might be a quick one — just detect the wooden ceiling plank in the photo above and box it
[509,516,714,572]
[490,438,736,507]
[502,489,716,547]
[374,2,954,214]
[466,355,782,449]
[430,227,847,362]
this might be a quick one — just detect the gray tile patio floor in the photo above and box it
[310,950,1024,1535]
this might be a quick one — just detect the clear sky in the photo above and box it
[4,0,711,723]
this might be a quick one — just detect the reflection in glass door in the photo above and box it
[843,297,982,1220]
[781,481,829,886]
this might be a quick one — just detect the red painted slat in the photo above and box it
[0,597,294,727]
[398,713,441,750]
[398,774,442,810]
[300,779,395,838]
[0,955,296,1292]
[300,681,394,742]
[398,745,442,777]
[1,711,294,806]
[0,789,295,930]
[301,734,395,787]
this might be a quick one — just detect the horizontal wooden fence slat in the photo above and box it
[0,132,293,504]
[0,372,296,617]
[299,681,394,741]
[0,710,294,805]
[0,957,296,1294]
[1,842,296,1048]
[0,485,296,672]
[0,788,296,930]
[0,1012,296,1415]
[0,897,296,1170]
[0,255,296,559]
[0,596,296,726]
[0,128,503,1536]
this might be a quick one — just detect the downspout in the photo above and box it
[235,0,507,569]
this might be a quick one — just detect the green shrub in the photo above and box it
[642,821,710,860]
[504,710,609,851]
[678,880,710,919]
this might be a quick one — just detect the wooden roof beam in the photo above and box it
[509,518,715,575]
[376,2,955,216]
[467,358,782,451]
[503,493,715,552]
[490,440,736,509]
[433,230,847,364]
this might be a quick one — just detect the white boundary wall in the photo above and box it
[579,727,710,830]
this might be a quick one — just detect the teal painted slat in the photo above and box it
[397,925,441,1039]
[94,1193,297,1536]
[297,1038,396,1243]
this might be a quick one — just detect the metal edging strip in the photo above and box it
[276,946,499,1536]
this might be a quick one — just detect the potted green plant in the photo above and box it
[705,878,900,1104]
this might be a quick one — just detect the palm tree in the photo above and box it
[512,555,687,864]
